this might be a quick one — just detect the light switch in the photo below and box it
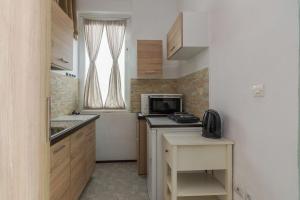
[252,84,264,97]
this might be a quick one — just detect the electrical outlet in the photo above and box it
[234,185,244,198]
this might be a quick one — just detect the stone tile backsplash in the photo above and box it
[130,68,209,117]
[51,72,79,118]
[177,68,209,118]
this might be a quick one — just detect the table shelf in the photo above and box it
[177,173,227,197]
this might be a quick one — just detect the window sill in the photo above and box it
[81,109,129,114]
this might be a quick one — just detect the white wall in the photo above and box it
[77,0,180,80]
[178,0,299,199]
[76,0,179,160]
[176,0,211,76]
[82,110,137,161]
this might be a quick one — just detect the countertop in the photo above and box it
[164,133,234,146]
[137,112,168,119]
[146,116,202,128]
[50,114,100,145]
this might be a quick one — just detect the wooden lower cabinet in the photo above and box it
[50,122,96,200]
[70,129,87,200]
[85,126,96,181]
[137,118,147,175]
[50,137,71,200]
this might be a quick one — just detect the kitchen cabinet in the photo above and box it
[167,12,208,60]
[50,122,96,200]
[163,134,233,200]
[137,40,162,78]
[136,118,147,175]
[1,0,51,199]
[84,122,96,182]
[52,1,73,70]
[50,137,71,200]
[70,129,86,200]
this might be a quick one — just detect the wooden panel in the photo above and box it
[70,129,86,200]
[177,145,227,171]
[70,151,86,200]
[167,13,183,59]
[82,122,96,135]
[70,130,85,159]
[52,1,73,70]
[0,0,51,199]
[137,119,147,175]
[50,137,70,200]
[70,122,96,200]
[51,137,70,172]
[50,159,70,200]
[85,128,96,181]
[137,40,162,78]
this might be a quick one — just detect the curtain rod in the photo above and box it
[79,14,131,21]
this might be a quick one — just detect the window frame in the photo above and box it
[77,13,131,111]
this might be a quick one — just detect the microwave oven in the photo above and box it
[141,94,183,115]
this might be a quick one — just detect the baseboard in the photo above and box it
[96,160,137,163]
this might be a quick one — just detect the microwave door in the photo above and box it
[149,97,181,114]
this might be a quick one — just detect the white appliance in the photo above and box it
[141,94,183,115]
[146,118,202,200]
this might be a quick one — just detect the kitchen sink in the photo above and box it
[50,127,66,136]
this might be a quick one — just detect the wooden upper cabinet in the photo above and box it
[137,40,163,78]
[167,13,183,58]
[52,1,73,70]
[167,12,208,60]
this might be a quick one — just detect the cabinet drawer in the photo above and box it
[51,137,70,172]
[177,145,227,171]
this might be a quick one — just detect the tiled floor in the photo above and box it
[80,162,149,200]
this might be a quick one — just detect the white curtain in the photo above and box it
[104,21,126,109]
[83,19,104,108]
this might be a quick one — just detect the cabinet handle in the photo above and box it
[59,57,70,64]
[145,71,157,74]
[165,149,169,153]
[53,145,66,154]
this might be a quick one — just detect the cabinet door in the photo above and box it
[167,13,183,58]
[52,1,73,70]
[84,122,96,182]
[70,130,86,200]
[0,0,50,199]
[50,137,71,200]
[137,119,147,175]
[137,40,162,78]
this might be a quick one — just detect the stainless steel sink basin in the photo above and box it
[50,127,66,136]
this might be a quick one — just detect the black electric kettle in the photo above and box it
[201,109,222,139]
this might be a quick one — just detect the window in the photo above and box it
[84,27,125,106]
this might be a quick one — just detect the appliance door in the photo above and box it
[149,97,182,114]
